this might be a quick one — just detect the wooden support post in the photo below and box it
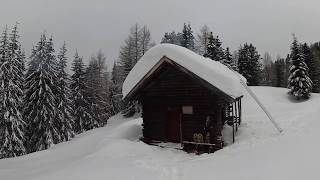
[232,120,235,143]
[231,102,235,143]
[179,113,183,148]
[236,99,238,124]
[239,98,242,125]
[235,100,238,132]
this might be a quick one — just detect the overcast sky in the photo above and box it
[1,0,320,69]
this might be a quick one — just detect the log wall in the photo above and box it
[140,62,230,143]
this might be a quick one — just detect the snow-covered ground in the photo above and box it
[1,86,320,180]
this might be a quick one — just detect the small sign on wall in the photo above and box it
[182,106,193,114]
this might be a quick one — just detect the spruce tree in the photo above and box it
[214,36,224,62]
[56,42,74,141]
[85,55,109,127]
[0,24,26,158]
[110,62,123,115]
[288,36,312,99]
[204,32,215,60]
[261,52,273,86]
[238,43,262,85]
[310,42,320,92]
[24,34,61,152]
[204,32,224,62]
[283,54,291,88]
[0,26,9,75]
[273,58,286,87]
[161,31,180,45]
[70,51,95,133]
[180,23,195,50]
[96,51,111,122]
[222,47,236,70]
[302,43,319,92]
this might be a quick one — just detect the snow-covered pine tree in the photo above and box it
[273,58,286,87]
[103,69,112,117]
[85,53,109,127]
[56,42,74,141]
[232,50,240,72]
[283,54,291,88]
[111,62,122,86]
[161,31,180,45]
[204,32,215,60]
[0,26,9,106]
[0,24,26,158]
[96,51,112,123]
[70,51,95,133]
[110,62,123,115]
[261,52,274,86]
[84,60,100,127]
[310,42,320,92]
[161,32,172,44]
[214,36,224,62]
[204,32,224,62]
[288,36,313,99]
[237,43,262,85]
[222,47,237,70]
[180,23,195,50]
[24,34,62,152]
[302,43,319,93]
[302,43,313,72]
[0,26,9,76]
[16,46,26,91]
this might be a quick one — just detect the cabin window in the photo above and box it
[182,106,193,114]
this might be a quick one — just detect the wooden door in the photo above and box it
[165,107,181,143]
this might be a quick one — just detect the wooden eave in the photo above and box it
[123,56,241,103]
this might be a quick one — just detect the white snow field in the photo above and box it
[1,86,320,180]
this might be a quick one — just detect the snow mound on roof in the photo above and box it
[122,44,245,99]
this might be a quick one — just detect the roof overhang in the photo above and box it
[124,56,237,103]
[122,44,245,101]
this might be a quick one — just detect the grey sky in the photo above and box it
[1,0,320,69]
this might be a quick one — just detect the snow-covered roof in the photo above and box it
[122,44,245,99]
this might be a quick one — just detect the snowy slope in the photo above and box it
[1,86,320,180]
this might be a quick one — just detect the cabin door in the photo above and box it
[165,107,181,143]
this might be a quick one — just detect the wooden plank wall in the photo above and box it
[140,64,229,143]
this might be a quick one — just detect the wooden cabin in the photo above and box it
[122,44,244,152]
